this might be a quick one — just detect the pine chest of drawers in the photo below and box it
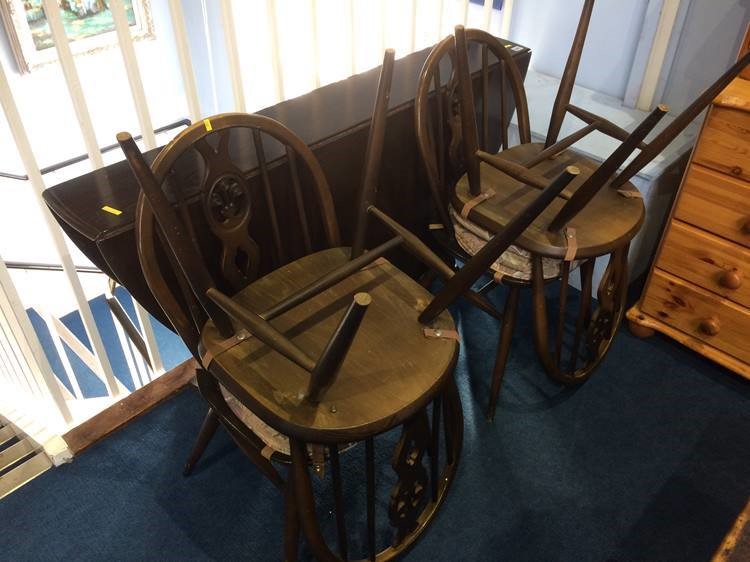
[627,77,750,379]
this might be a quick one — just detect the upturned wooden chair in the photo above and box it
[118,51,468,561]
[415,0,750,419]
[414,3,643,417]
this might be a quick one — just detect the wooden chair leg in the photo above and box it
[487,284,520,421]
[283,483,300,562]
[183,407,220,476]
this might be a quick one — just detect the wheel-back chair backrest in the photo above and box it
[122,114,340,355]
[414,27,531,231]
[120,50,396,404]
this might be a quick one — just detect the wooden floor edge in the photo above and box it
[626,306,750,380]
[63,358,199,455]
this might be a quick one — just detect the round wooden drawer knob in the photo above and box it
[699,316,721,336]
[720,269,742,290]
[742,219,750,235]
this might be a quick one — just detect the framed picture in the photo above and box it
[0,0,154,74]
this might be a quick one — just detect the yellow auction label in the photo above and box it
[101,205,123,216]
[203,118,213,131]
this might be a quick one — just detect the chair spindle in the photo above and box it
[330,445,349,560]
[569,258,595,373]
[366,437,376,562]
[286,146,313,254]
[252,129,286,265]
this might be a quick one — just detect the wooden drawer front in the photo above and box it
[693,106,750,183]
[674,164,750,247]
[659,221,750,307]
[642,269,750,364]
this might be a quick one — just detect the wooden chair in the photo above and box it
[415,0,750,419]
[414,4,633,418]
[118,51,467,560]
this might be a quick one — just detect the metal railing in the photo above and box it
[0,119,190,181]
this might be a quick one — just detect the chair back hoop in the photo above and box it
[415,28,530,226]
[454,25,482,197]
[125,113,344,357]
[544,0,596,148]
[351,48,396,259]
[135,194,202,354]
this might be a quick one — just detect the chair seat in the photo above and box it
[200,247,458,444]
[452,142,645,260]
[449,207,577,281]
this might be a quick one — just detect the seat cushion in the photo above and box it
[449,206,577,281]
[220,384,356,457]
[220,383,293,454]
[200,247,458,444]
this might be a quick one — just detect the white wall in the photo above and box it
[661,0,750,111]
[509,0,649,99]
[509,0,750,110]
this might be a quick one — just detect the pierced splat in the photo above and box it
[530,245,629,385]
[586,246,628,358]
[388,411,431,546]
[205,173,260,288]
[193,129,260,289]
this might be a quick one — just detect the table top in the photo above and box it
[43,40,531,244]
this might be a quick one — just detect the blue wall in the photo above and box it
[509,0,749,107]
[662,0,750,111]
[509,0,649,99]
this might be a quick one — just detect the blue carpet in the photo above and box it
[26,287,190,398]
[2,282,750,561]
